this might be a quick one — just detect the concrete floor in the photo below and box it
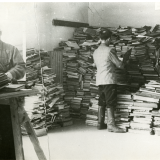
[23,119,160,160]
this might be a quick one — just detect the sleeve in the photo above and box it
[8,47,26,80]
[109,47,124,69]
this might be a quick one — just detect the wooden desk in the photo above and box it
[0,89,47,160]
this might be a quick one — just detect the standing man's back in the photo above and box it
[93,29,126,133]
[93,44,121,85]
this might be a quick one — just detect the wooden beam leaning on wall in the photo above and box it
[52,19,89,28]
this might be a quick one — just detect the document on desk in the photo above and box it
[2,84,25,91]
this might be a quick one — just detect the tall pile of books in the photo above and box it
[40,52,73,128]
[128,80,160,135]
[63,49,82,118]
[126,50,142,93]
[77,55,96,119]
[85,67,99,125]
[55,24,160,132]
[127,46,145,86]
[134,44,159,81]
[45,82,73,128]
[26,48,40,83]
[25,48,73,131]
[26,49,51,84]
[59,27,100,120]
[25,70,73,131]
[115,25,160,93]
[139,80,160,135]
[85,95,99,126]
[74,27,100,119]
[115,85,132,131]
[0,73,9,90]
[24,94,46,132]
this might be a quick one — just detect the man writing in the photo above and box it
[93,29,127,133]
[0,28,25,81]
[0,27,26,159]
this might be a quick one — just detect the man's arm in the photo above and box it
[109,48,125,69]
[7,47,25,80]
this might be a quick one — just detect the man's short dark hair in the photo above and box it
[100,29,112,40]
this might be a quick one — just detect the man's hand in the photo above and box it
[5,72,13,81]
[91,63,96,67]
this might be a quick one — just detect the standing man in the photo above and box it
[93,29,126,133]
[0,27,26,159]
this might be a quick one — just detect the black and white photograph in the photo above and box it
[1,1,160,160]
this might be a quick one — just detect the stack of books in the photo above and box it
[78,57,95,119]
[85,95,99,126]
[128,80,160,135]
[75,28,100,119]
[26,48,40,83]
[126,48,144,90]
[146,24,160,37]
[147,40,156,55]
[24,93,46,133]
[55,25,160,133]
[26,48,74,131]
[139,56,159,81]
[134,45,149,78]
[152,110,160,136]
[70,97,82,118]
[84,69,98,124]
[140,80,160,135]
[63,51,82,118]
[116,93,133,131]
[26,49,51,84]
[0,73,9,90]
[128,105,154,135]
[61,27,100,119]
[42,58,73,128]
[48,83,73,128]
[76,89,86,119]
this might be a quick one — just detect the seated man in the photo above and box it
[0,27,26,159]
[0,28,25,81]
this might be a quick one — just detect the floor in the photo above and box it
[23,119,160,160]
